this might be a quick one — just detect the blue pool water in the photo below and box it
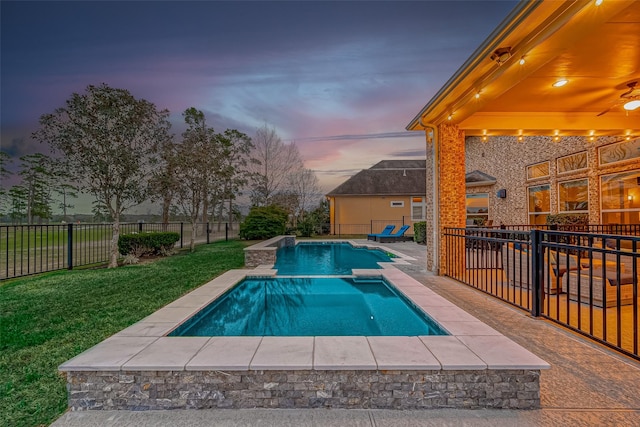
[274,242,393,275]
[169,277,448,337]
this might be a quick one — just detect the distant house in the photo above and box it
[326,160,426,235]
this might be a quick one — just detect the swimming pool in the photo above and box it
[169,276,447,336]
[274,241,393,275]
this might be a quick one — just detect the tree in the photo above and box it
[32,84,171,267]
[56,183,78,222]
[172,108,219,251]
[18,153,56,224]
[149,137,178,228]
[247,125,304,206]
[287,168,321,224]
[213,129,253,230]
[7,186,27,224]
[0,151,12,216]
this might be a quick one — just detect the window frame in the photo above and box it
[390,201,404,208]
[527,184,551,225]
[557,178,589,213]
[600,169,640,224]
[557,151,588,175]
[526,161,550,181]
[410,196,426,221]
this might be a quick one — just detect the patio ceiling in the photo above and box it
[407,0,640,138]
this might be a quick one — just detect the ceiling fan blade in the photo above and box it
[597,108,610,117]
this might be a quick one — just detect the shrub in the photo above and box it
[239,205,288,240]
[118,231,180,257]
[297,218,315,237]
[413,221,426,244]
[546,213,589,231]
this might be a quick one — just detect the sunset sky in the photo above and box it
[1,0,517,211]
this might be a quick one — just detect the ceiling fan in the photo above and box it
[597,81,640,116]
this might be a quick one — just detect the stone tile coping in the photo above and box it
[59,253,549,373]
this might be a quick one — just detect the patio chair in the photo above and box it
[367,225,396,241]
[376,225,412,243]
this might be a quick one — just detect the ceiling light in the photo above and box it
[519,57,526,65]
[475,92,481,99]
[595,0,603,6]
[490,47,512,65]
[447,115,452,121]
[552,79,568,88]
[623,100,640,111]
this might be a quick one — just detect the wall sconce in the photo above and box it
[496,189,507,199]
[628,195,634,202]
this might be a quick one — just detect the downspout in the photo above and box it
[420,117,440,274]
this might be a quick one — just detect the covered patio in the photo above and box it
[406,0,640,361]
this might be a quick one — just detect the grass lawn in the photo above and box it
[0,240,248,427]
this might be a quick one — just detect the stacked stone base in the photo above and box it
[66,369,541,411]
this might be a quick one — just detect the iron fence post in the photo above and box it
[180,222,184,248]
[225,223,229,241]
[67,223,73,270]
[530,229,544,317]
[206,222,210,244]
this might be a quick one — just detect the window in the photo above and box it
[528,184,550,225]
[557,151,587,174]
[599,138,640,166]
[600,170,640,224]
[390,201,404,208]
[527,161,550,180]
[558,179,588,213]
[411,196,425,221]
[466,193,489,225]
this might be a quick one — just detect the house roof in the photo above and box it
[466,170,497,187]
[326,160,426,196]
[406,0,640,137]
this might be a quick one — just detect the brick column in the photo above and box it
[437,123,466,275]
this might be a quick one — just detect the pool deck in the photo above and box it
[53,240,640,426]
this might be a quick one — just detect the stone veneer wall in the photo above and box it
[65,369,541,410]
[244,235,296,268]
[465,135,640,226]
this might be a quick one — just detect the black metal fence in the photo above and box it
[445,226,640,361]
[330,218,414,236]
[0,222,240,280]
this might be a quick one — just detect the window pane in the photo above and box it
[466,193,489,224]
[558,179,588,212]
[600,170,640,224]
[528,184,550,224]
[557,152,587,173]
[411,196,425,220]
[599,138,640,166]
[527,162,549,180]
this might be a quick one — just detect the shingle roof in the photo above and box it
[326,160,426,196]
[465,170,497,187]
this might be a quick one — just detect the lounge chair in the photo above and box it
[376,225,412,243]
[367,225,396,241]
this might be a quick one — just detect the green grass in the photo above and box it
[0,240,248,427]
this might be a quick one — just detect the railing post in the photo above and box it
[180,222,184,248]
[138,221,143,233]
[206,222,210,244]
[67,223,73,270]
[225,223,229,241]
[370,220,373,234]
[530,229,544,317]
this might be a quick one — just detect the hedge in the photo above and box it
[413,221,426,244]
[118,231,180,256]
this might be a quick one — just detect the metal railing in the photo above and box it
[444,226,640,361]
[329,218,415,237]
[0,222,240,280]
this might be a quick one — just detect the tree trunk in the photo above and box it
[109,214,120,268]
[162,194,171,231]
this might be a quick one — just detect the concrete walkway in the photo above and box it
[51,241,640,426]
